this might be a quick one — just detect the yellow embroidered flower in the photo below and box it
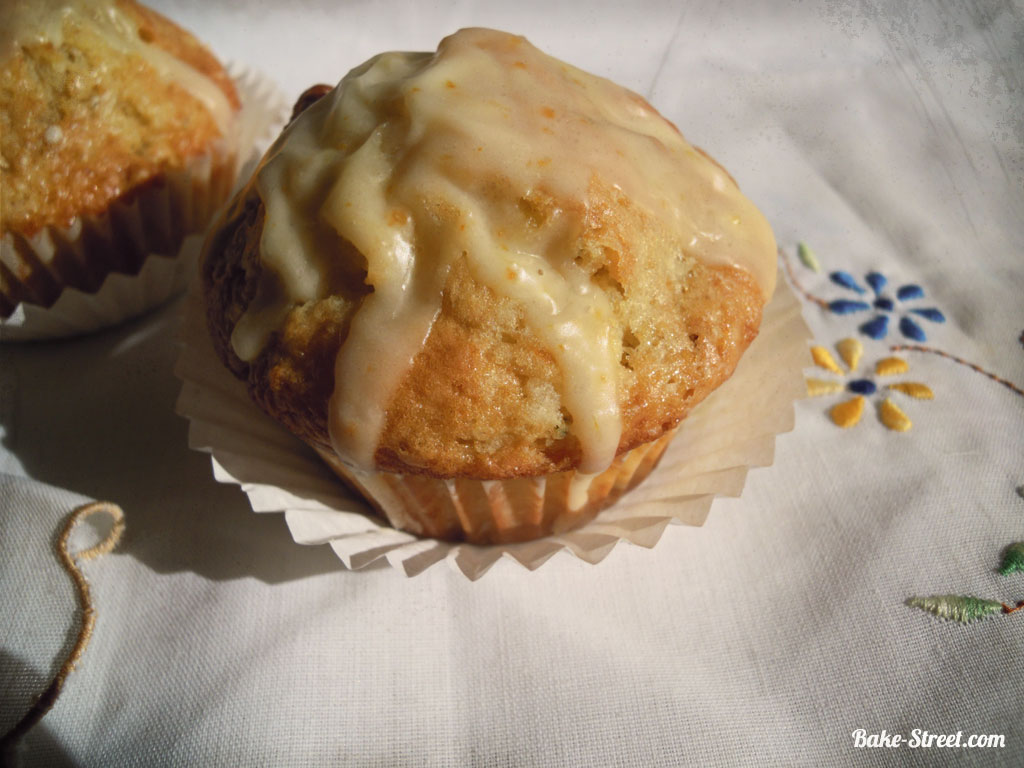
[806,338,934,430]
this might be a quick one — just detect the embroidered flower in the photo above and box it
[806,337,934,430]
[827,271,945,341]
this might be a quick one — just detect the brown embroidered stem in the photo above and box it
[779,248,829,309]
[1003,601,1024,615]
[889,344,1024,399]
[0,502,124,753]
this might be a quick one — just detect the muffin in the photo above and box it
[0,0,241,322]
[200,28,777,545]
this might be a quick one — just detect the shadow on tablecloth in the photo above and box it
[0,298,367,585]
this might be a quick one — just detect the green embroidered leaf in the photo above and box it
[1017,485,1024,501]
[998,543,1024,576]
[797,242,820,272]
[906,595,1004,624]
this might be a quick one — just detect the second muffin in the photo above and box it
[0,0,241,321]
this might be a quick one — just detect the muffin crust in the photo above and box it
[201,29,774,481]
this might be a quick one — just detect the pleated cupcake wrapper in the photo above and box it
[0,150,233,338]
[312,428,676,546]
[175,275,811,579]
[0,64,289,341]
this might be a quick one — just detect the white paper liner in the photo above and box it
[175,273,811,579]
[312,425,677,545]
[0,63,289,342]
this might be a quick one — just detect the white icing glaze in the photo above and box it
[231,28,777,474]
[0,0,234,136]
[567,472,597,512]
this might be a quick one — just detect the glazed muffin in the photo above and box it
[200,28,776,545]
[0,0,240,320]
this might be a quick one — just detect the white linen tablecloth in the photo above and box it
[2,1,1022,765]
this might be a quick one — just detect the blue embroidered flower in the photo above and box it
[826,271,945,341]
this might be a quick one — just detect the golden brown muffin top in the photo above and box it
[208,28,776,478]
[0,0,240,237]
